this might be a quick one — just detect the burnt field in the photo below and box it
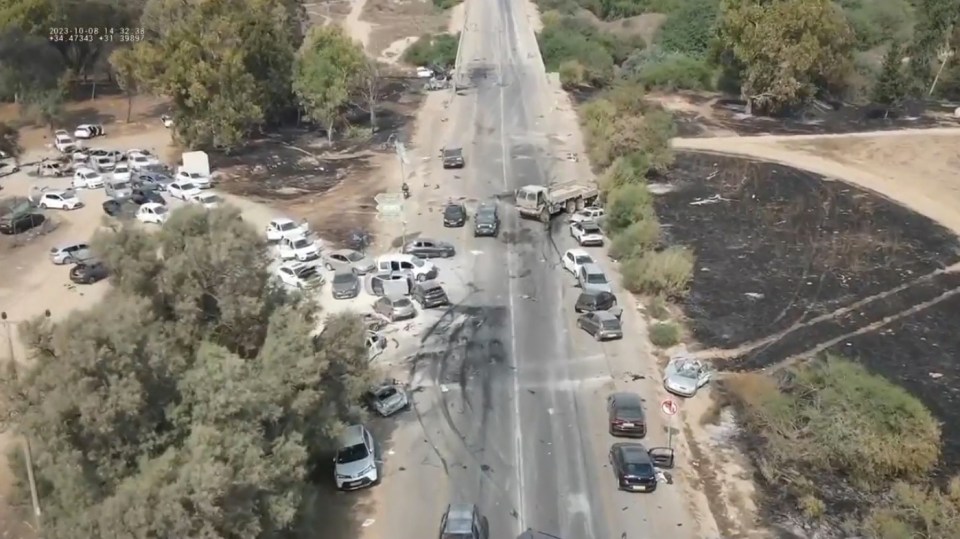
[671,98,960,137]
[654,152,960,351]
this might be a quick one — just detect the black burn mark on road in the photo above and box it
[656,152,960,349]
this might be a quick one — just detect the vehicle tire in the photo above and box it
[39,203,47,209]
[416,274,427,282]
[63,256,74,265]
[325,263,334,271]
[594,330,602,341]
[574,307,581,313]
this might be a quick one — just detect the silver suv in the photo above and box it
[333,424,379,491]
[438,504,489,539]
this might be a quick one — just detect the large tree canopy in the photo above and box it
[0,205,374,538]
[716,0,855,114]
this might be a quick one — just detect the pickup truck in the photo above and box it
[515,181,599,222]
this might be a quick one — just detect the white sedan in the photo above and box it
[562,248,595,276]
[112,163,132,182]
[72,168,104,189]
[176,170,212,189]
[265,218,308,242]
[127,152,158,170]
[190,192,222,209]
[570,220,604,247]
[168,181,202,200]
[136,203,168,225]
[570,207,604,224]
[277,236,320,261]
[73,124,104,139]
[37,190,83,210]
[276,261,325,289]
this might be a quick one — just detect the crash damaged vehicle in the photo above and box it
[366,381,409,417]
[663,356,712,398]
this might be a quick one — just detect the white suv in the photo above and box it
[333,424,379,491]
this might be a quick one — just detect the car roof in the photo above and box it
[580,263,603,273]
[272,217,295,225]
[593,311,618,321]
[338,424,365,447]
[55,241,87,249]
[280,260,308,270]
[141,202,164,209]
[444,504,475,532]
[331,248,356,256]
[417,279,442,289]
[615,443,653,464]
[611,392,643,408]
[566,248,591,258]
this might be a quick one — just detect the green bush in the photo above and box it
[648,322,680,347]
[609,217,660,260]
[601,153,650,192]
[402,33,460,68]
[655,0,719,57]
[632,53,714,91]
[863,479,960,538]
[558,60,587,88]
[621,246,694,297]
[838,0,913,50]
[432,0,461,8]
[647,295,670,320]
[538,14,644,88]
[604,184,654,235]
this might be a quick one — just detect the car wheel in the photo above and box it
[594,330,602,341]
[416,274,426,282]
[63,256,74,265]
[39,203,47,209]
[325,263,334,271]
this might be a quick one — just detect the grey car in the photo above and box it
[441,147,465,169]
[331,271,361,299]
[104,179,132,199]
[366,381,409,417]
[134,171,174,191]
[576,310,623,341]
[663,356,712,398]
[373,295,417,321]
[49,242,92,264]
[439,504,489,539]
[402,238,455,259]
[324,248,375,274]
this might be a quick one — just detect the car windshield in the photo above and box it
[278,221,296,231]
[292,239,311,249]
[675,361,700,380]
[333,273,355,284]
[582,223,601,233]
[586,273,607,284]
[393,298,413,308]
[624,462,655,477]
[116,166,129,172]
[203,195,222,203]
[478,210,496,221]
[444,148,462,157]
[188,172,201,179]
[113,182,129,189]
[83,172,97,178]
[180,183,196,190]
[575,255,593,265]
[601,319,620,329]
[295,266,318,278]
[410,257,425,267]
[347,251,364,262]
[444,205,463,216]
[154,206,168,214]
[133,156,148,162]
[336,443,368,464]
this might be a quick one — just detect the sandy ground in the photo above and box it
[344,0,375,51]
[362,0,450,58]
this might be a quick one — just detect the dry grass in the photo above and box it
[621,245,695,297]
[575,10,668,45]
[362,0,449,57]
[649,321,680,347]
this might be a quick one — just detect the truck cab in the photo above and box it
[515,186,547,219]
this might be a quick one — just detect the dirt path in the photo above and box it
[344,0,374,50]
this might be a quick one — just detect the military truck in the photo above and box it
[515,181,599,222]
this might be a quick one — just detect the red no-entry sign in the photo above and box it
[660,399,678,416]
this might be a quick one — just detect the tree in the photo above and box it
[0,27,66,102]
[907,0,960,94]
[25,88,65,134]
[0,122,23,165]
[716,0,855,115]
[872,43,908,116]
[351,58,386,131]
[293,26,365,144]
[0,205,374,538]
[109,47,139,123]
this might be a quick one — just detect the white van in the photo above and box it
[375,253,438,282]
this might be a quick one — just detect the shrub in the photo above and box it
[727,357,942,493]
[604,184,654,235]
[539,21,616,86]
[647,295,670,320]
[558,60,586,88]
[402,33,460,68]
[609,217,660,260]
[839,0,913,50]
[632,53,714,91]
[600,153,651,192]
[432,0,461,8]
[621,246,694,297]
[648,322,680,347]
[656,0,720,57]
[863,479,960,538]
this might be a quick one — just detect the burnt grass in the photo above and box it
[672,98,960,137]
[658,152,960,474]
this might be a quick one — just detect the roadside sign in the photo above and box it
[395,142,410,165]
[660,399,678,416]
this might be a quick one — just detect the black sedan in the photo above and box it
[401,238,455,258]
[69,260,109,284]
[607,392,646,437]
[609,443,659,492]
[102,199,138,218]
[443,202,466,227]
[130,188,166,205]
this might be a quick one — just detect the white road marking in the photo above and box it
[470,250,484,255]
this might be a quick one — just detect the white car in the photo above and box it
[333,424,379,491]
[176,170,212,189]
[278,236,321,261]
[416,66,434,78]
[168,181,202,200]
[562,248,595,276]
[73,124,104,139]
[72,168,104,189]
[570,220,604,247]
[37,189,83,210]
[112,163,132,182]
[570,207,605,224]
[127,151,159,170]
[276,261,325,289]
[54,131,78,154]
[190,192,222,209]
[265,218,308,242]
[136,203,168,225]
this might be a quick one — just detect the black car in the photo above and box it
[609,443,659,492]
[443,202,466,227]
[0,212,45,235]
[102,199,138,218]
[130,188,166,205]
[402,238,455,258]
[607,392,646,437]
[411,280,449,308]
[473,204,499,237]
[69,260,109,284]
[442,147,465,169]
[574,290,623,318]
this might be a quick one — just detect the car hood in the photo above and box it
[335,457,374,477]
[665,375,697,393]
[393,303,416,315]
[374,387,407,413]
[332,280,359,291]
[583,283,613,294]
[354,257,375,271]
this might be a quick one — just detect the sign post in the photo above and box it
[660,398,678,449]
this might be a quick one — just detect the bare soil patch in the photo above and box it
[576,10,667,45]
[363,0,449,58]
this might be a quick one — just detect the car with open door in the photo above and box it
[607,392,646,438]
[663,355,712,397]
[370,271,412,297]
[608,442,674,492]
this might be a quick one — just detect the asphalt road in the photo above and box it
[361,0,711,537]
